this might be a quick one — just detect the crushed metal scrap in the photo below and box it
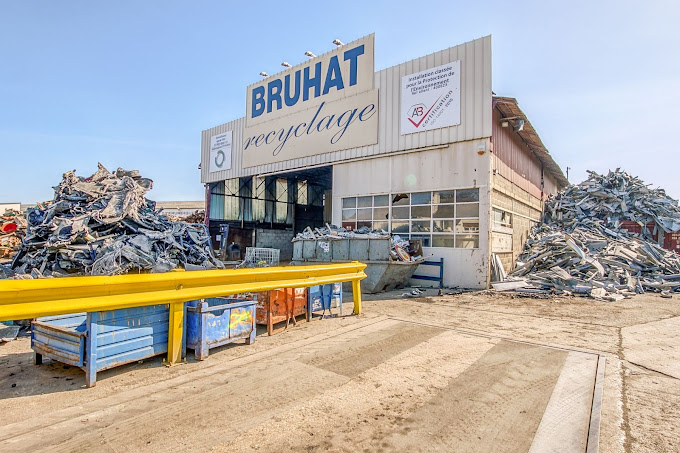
[293,224,422,262]
[499,169,680,299]
[7,164,222,278]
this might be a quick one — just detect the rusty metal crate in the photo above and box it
[255,288,307,335]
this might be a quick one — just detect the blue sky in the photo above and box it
[1,1,679,203]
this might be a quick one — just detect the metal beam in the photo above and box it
[0,262,366,306]
[0,262,367,364]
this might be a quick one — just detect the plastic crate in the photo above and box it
[245,247,280,266]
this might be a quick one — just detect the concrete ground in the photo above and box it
[0,290,678,452]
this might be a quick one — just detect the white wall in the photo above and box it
[0,203,21,214]
[332,140,491,289]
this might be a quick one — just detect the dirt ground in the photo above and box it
[1,290,679,452]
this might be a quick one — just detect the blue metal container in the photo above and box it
[31,304,183,387]
[185,298,256,360]
[307,283,343,318]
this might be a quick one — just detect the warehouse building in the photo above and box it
[200,34,567,288]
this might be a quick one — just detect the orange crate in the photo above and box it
[255,288,308,335]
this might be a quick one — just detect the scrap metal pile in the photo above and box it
[6,164,222,278]
[0,209,26,260]
[504,170,680,299]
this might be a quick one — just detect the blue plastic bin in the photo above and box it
[31,304,184,387]
[185,298,256,360]
[307,283,343,318]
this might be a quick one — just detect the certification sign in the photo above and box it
[209,131,232,173]
[400,61,461,135]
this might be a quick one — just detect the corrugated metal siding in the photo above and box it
[543,172,560,197]
[201,36,492,183]
[491,187,542,271]
[491,108,544,199]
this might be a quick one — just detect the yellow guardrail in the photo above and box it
[0,262,367,364]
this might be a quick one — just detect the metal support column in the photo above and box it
[167,302,184,365]
[352,279,362,315]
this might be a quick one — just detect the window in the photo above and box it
[387,188,480,249]
[252,176,265,221]
[224,178,239,221]
[493,208,512,229]
[297,181,308,205]
[209,181,225,220]
[341,194,390,231]
[275,178,288,223]
[342,189,480,247]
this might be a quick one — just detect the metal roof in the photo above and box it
[493,96,569,188]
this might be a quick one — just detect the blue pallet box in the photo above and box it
[307,283,343,319]
[31,304,185,387]
[186,297,256,360]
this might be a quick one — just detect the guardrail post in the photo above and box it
[167,302,184,365]
[352,279,362,315]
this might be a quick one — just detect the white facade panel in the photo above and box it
[331,141,491,289]
[0,203,21,213]
[201,35,492,184]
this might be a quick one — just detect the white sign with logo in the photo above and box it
[400,61,461,135]
[209,131,232,173]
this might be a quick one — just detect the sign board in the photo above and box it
[242,90,378,168]
[243,35,377,168]
[209,131,232,173]
[400,61,461,135]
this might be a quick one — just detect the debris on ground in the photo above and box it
[504,170,680,299]
[293,224,423,262]
[0,209,26,259]
[400,288,427,298]
[6,164,223,278]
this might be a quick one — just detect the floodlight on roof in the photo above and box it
[304,51,316,58]
[513,119,525,132]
